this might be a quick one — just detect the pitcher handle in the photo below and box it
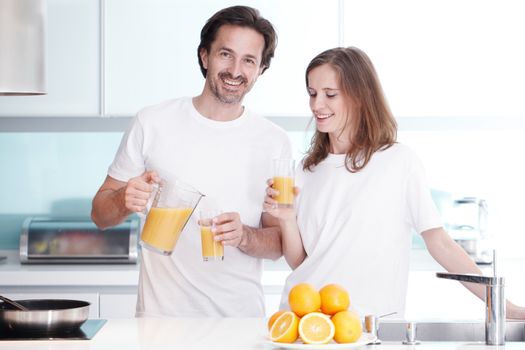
[141,179,165,215]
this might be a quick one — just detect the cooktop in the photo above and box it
[0,319,106,341]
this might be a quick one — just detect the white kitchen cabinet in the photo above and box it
[0,0,100,117]
[104,0,339,117]
[242,0,340,117]
[0,253,140,319]
[99,293,138,319]
[2,288,139,319]
[0,0,339,118]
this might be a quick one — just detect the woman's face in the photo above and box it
[307,64,354,138]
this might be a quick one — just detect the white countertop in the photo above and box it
[2,248,524,294]
[2,249,525,320]
[0,248,502,287]
[0,318,523,350]
[0,249,289,289]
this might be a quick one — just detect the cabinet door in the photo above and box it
[99,293,137,318]
[5,292,99,319]
[242,0,340,117]
[105,0,339,117]
[0,0,100,117]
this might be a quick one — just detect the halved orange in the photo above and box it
[298,312,335,344]
[269,311,299,343]
[267,310,286,330]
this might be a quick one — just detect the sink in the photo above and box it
[377,320,525,342]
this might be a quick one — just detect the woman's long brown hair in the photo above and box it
[303,47,397,173]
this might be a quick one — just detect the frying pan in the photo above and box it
[0,299,90,334]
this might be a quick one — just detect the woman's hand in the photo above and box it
[263,178,299,221]
[263,178,306,269]
[507,301,525,320]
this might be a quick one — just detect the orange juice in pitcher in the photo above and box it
[140,178,203,255]
[141,207,193,254]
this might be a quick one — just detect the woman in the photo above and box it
[264,47,525,318]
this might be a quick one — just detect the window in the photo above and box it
[343,0,525,118]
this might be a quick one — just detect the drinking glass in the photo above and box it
[272,158,295,208]
[199,209,224,261]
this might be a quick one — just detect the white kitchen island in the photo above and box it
[2,249,525,319]
[0,249,289,318]
[0,318,524,350]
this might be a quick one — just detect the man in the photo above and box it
[91,6,290,317]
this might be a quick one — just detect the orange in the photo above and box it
[331,310,362,343]
[267,310,286,330]
[270,311,299,343]
[319,284,350,315]
[298,312,335,344]
[288,283,321,317]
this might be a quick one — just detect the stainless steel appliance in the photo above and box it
[20,217,139,264]
[448,197,492,264]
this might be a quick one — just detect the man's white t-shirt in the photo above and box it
[108,97,291,317]
[280,143,442,317]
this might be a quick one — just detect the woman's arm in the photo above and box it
[278,216,306,269]
[263,179,306,269]
[422,227,485,296]
[422,227,525,319]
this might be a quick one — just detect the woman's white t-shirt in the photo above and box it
[280,144,442,317]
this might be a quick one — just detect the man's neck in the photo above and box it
[192,94,244,121]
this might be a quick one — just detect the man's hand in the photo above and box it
[209,211,282,259]
[212,212,245,248]
[123,170,161,213]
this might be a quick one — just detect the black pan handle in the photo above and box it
[0,295,29,311]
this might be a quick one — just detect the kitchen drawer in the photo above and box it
[99,293,137,318]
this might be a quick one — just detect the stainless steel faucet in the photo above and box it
[436,254,505,345]
[402,322,420,345]
[364,312,397,344]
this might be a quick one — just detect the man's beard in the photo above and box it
[209,72,252,104]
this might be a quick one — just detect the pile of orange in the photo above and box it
[268,283,362,345]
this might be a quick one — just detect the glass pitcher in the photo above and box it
[140,179,204,255]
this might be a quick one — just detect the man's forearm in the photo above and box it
[238,225,282,260]
[91,188,131,229]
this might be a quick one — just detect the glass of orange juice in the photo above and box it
[140,179,204,255]
[272,158,295,208]
[199,209,224,261]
